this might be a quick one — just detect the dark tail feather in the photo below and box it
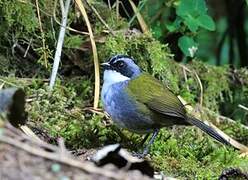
[187,117,231,145]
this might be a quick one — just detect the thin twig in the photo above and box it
[75,0,100,109]
[50,17,57,45]
[116,0,119,19]
[238,104,248,112]
[23,38,33,58]
[112,1,131,18]
[204,107,248,130]
[58,137,68,156]
[128,0,149,34]
[206,121,248,153]
[20,125,43,143]
[53,0,89,35]
[0,83,4,90]
[182,66,190,91]
[49,0,71,89]
[35,0,48,68]
[87,2,114,35]
[21,0,88,35]
[178,64,191,72]
[107,0,111,9]
[19,0,88,36]
[179,64,203,107]
[83,107,106,116]
[119,1,131,18]
[193,70,203,107]
[0,78,20,87]
[11,39,18,57]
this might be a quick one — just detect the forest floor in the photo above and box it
[0,75,248,179]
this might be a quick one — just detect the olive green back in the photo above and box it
[126,73,186,120]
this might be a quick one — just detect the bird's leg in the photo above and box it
[132,129,159,158]
[141,129,160,157]
[139,133,150,147]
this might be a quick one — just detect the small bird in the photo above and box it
[101,55,230,157]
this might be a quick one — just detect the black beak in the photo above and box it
[101,62,111,70]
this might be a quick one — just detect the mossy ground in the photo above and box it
[1,64,248,179]
[0,1,248,179]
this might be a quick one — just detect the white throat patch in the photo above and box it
[103,70,130,85]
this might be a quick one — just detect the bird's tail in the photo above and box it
[186,117,231,145]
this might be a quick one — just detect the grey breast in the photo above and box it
[103,81,156,134]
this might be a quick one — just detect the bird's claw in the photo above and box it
[132,151,148,159]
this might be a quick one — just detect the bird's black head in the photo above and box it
[101,55,141,79]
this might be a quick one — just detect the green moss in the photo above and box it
[150,128,248,178]
[0,76,114,149]
[92,1,128,34]
[190,60,231,111]
[24,78,120,149]
[0,55,12,75]
[179,76,198,105]
[0,0,38,33]
[221,121,248,145]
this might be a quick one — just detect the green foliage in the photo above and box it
[221,121,248,145]
[93,3,128,34]
[0,0,38,33]
[0,55,12,75]
[178,36,198,57]
[166,18,181,32]
[221,68,248,123]
[142,0,215,58]
[64,35,85,49]
[176,0,215,32]
[174,0,215,57]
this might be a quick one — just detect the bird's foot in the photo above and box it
[132,149,149,159]
[132,152,145,159]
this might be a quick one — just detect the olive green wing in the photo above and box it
[126,73,186,119]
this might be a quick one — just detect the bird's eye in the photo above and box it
[116,61,125,68]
